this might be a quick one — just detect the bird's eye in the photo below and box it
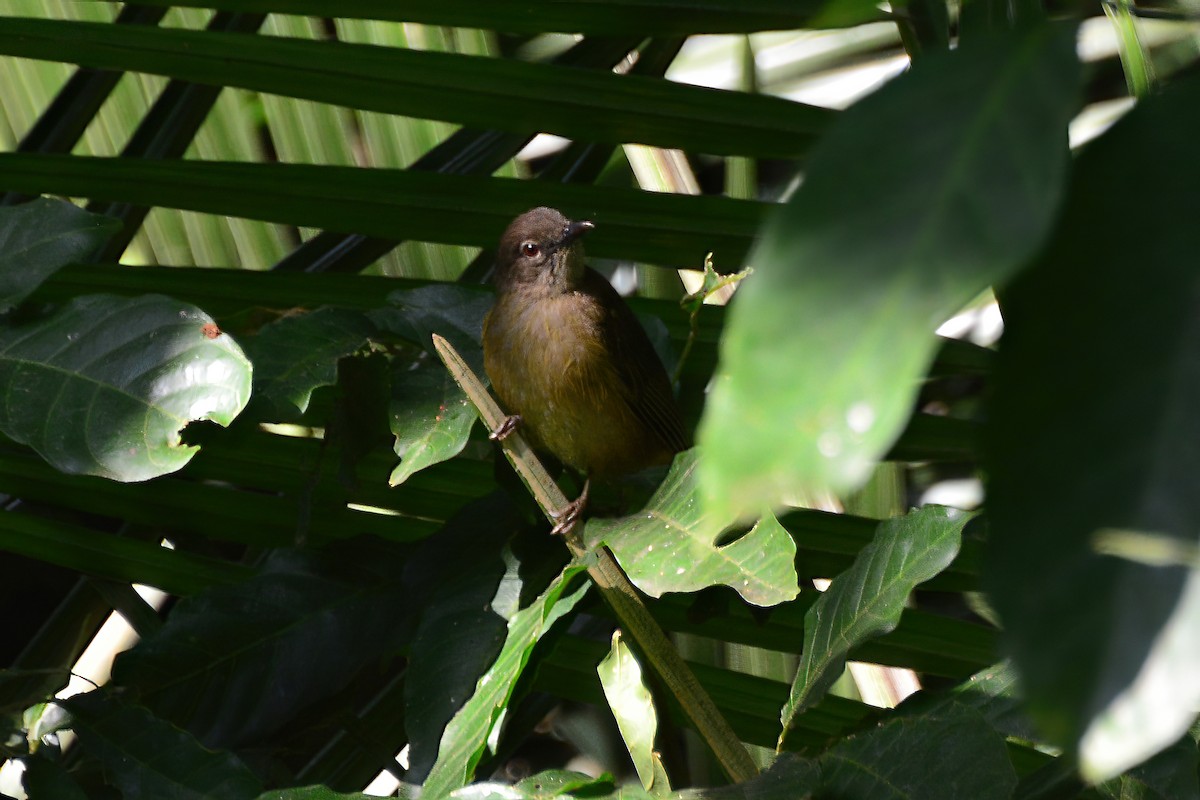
[520,242,540,258]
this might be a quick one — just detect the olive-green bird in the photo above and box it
[482,207,689,531]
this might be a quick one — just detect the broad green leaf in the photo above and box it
[818,706,1017,800]
[598,631,663,792]
[64,689,262,800]
[0,18,830,159]
[78,0,836,34]
[0,153,766,268]
[585,450,800,607]
[423,563,590,798]
[403,495,519,782]
[388,361,479,486]
[985,71,1200,782]
[780,506,969,747]
[895,662,1036,741]
[111,550,409,748]
[369,284,492,371]
[372,284,493,483]
[699,24,1080,517]
[0,293,252,481]
[0,197,118,311]
[247,307,376,414]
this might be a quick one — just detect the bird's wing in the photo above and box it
[584,270,691,454]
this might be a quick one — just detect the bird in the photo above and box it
[482,207,690,533]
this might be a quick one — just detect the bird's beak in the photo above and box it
[561,219,595,246]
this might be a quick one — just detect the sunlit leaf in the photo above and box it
[599,631,663,791]
[585,450,800,607]
[0,293,251,481]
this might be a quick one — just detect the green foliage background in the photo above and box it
[1,1,1199,799]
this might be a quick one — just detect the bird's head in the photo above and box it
[495,207,594,293]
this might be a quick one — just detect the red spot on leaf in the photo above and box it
[201,323,221,339]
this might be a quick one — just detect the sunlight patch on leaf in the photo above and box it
[585,449,800,607]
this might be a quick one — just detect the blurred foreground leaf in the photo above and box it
[700,23,1080,516]
[986,71,1200,782]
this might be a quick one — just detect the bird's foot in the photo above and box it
[489,414,523,442]
[550,479,590,536]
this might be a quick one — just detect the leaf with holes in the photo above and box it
[0,294,251,481]
[585,449,800,607]
[247,307,376,414]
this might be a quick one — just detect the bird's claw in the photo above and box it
[490,414,522,442]
[550,480,590,536]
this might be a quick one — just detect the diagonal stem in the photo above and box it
[433,333,758,784]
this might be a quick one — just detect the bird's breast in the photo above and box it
[482,291,649,475]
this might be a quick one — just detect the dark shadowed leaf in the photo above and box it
[1095,732,1200,800]
[0,293,252,481]
[69,0,843,35]
[0,197,119,312]
[0,154,764,268]
[111,550,409,748]
[403,494,518,782]
[369,283,491,375]
[64,689,262,800]
[780,506,969,747]
[674,755,820,799]
[819,706,1017,800]
[254,788,396,800]
[20,756,89,800]
[422,563,590,798]
[247,307,376,414]
[700,23,1080,517]
[985,71,1200,782]
[585,450,800,607]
